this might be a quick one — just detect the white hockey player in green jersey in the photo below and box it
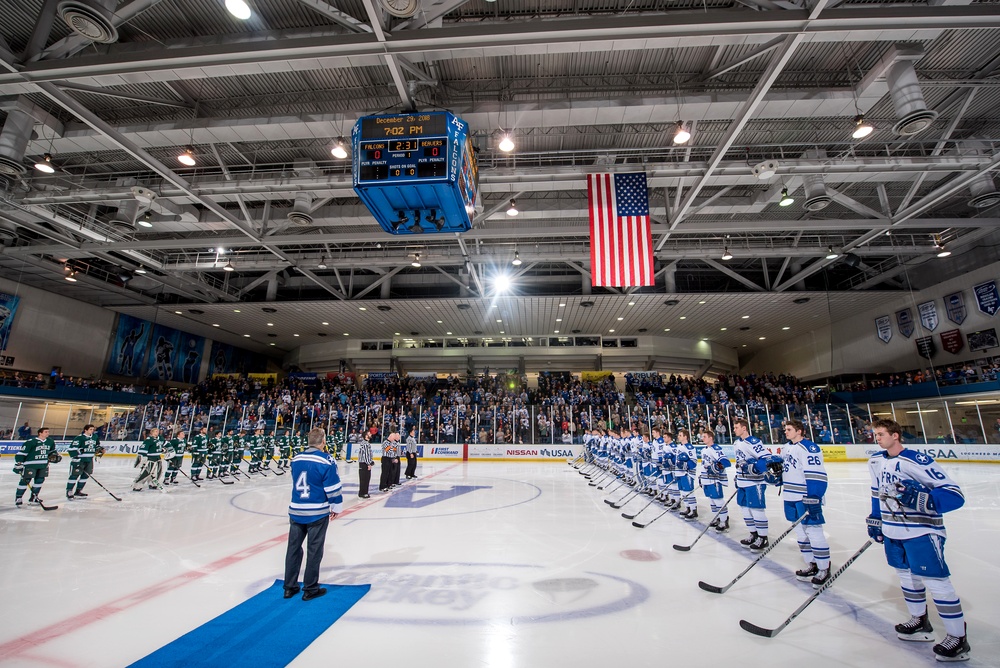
[164,430,186,485]
[262,432,276,471]
[206,430,224,478]
[132,427,165,491]
[225,430,240,476]
[189,426,209,481]
[277,430,293,471]
[66,424,101,498]
[247,428,264,473]
[14,427,57,506]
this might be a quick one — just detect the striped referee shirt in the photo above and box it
[406,435,418,455]
[357,440,374,465]
[382,439,398,457]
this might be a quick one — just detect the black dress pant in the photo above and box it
[393,458,401,485]
[358,464,372,496]
[379,456,393,490]
[405,452,417,477]
[283,515,329,594]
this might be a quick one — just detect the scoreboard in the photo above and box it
[352,111,479,235]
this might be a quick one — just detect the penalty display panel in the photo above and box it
[352,111,480,235]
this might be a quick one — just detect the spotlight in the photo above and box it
[34,154,55,174]
[494,273,511,293]
[507,199,518,216]
[331,138,348,159]
[177,147,196,166]
[391,211,409,232]
[721,248,733,261]
[672,121,691,145]
[65,270,77,282]
[852,114,874,140]
[779,187,794,207]
[137,211,153,228]
[225,0,252,20]
[317,258,327,270]
[935,240,951,258]
[411,254,421,268]
[512,251,522,266]
[223,261,235,272]
[498,133,515,152]
[825,246,840,260]
[425,209,445,231]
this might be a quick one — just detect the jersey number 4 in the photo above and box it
[295,471,310,498]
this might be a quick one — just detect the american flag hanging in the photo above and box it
[588,172,654,287]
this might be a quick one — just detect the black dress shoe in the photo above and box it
[359,494,371,499]
[283,587,301,599]
[302,588,327,601]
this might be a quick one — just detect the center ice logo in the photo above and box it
[318,562,649,624]
[383,484,490,508]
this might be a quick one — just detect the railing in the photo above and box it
[2,393,997,446]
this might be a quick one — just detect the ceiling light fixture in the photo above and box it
[721,247,733,261]
[34,153,55,174]
[177,147,196,166]
[498,133,515,152]
[135,266,147,274]
[225,0,252,20]
[223,260,235,272]
[331,137,348,159]
[411,254,421,268]
[317,257,327,269]
[825,246,840,260]
[936,244,951,258]
[672,121,691,144]
[779,187,794,207]
[64,270,77,282]
[852,114,874,139]
[506,199,518,216]
[136,211,153,228]
[512,251,522,266]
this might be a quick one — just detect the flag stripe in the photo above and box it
[588,172,654,287]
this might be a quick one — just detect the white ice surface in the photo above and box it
[0,458,997,668]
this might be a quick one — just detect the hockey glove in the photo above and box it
[866,515,884,543]
[895,480,935,514]
[802,496,824,525]
[95,446,105,458]
[741,457,758,476]
[712,460,727,474]
[48,451,63,464]
[13,462,23,475]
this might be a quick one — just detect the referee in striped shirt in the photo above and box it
[379,432,400,492]
[357,435,374,498]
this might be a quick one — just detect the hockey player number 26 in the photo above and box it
[295,471,310,498]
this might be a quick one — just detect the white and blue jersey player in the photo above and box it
[673,429,698,520]
[777,419,831,588]
[869,419,970,663]
[651,428,674,502]
[732,418,771,551]
[698,430,731,532]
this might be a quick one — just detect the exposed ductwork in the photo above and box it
[0,109,33,177]
[0,220,19,246]
[968,171,1000,209]
[801,150,832,211]
[57,0,119,44]
[886,59,938,136]
[287,192,314,226]
[107,199,139,232]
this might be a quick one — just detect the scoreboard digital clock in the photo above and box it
[352,111,479,235]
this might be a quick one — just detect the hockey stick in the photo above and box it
[607,476,642,508]
[739,540,875,638]
[673,487,739,552]
[24,483,58,510]
[177,467,201,488]
[699,515,806,594]
[269,456,285,475]
[631,489,697,528]
[610,466,654,509]
[622,479,678,519]
[243,457,268,475]
[587,467,613,487]
[85,473,123,501]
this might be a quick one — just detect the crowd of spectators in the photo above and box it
[0,369,139,393]
[839,357,1000,392]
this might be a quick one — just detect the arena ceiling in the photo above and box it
[0,0,998,357]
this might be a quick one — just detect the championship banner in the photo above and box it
[974,280,999,316]
[144,323,205,383]
[968,328,999,353]
[940,329,963,355]
[107,314,151,377]
[918,300,938,331]
[875,315,892,343]
[0,292,20,352]
[896,308,915,338]
[915,336,936,359]
[945,291,967,325]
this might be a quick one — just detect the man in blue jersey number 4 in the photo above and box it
[283,428,344,601]
[868,419,970,663]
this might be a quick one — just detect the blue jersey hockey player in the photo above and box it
[869,419,970,663]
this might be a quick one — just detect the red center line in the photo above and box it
[0,463,460,660]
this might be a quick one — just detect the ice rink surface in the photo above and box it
[0,457,997,668]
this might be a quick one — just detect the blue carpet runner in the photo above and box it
[128,580,371,667]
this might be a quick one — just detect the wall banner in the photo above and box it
[974,280,999,316]
[918,300,938,331]
[144,324,205,383]
[896,308,915,338]
[915,335,936,359]
[945,291,967,325]
[875,315,892,343]
[940,329,963,355]
[0,292,21,352]
[968,328,999,353]
[107,314,151,377]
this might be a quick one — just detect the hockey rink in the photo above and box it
[0,458,997,668]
